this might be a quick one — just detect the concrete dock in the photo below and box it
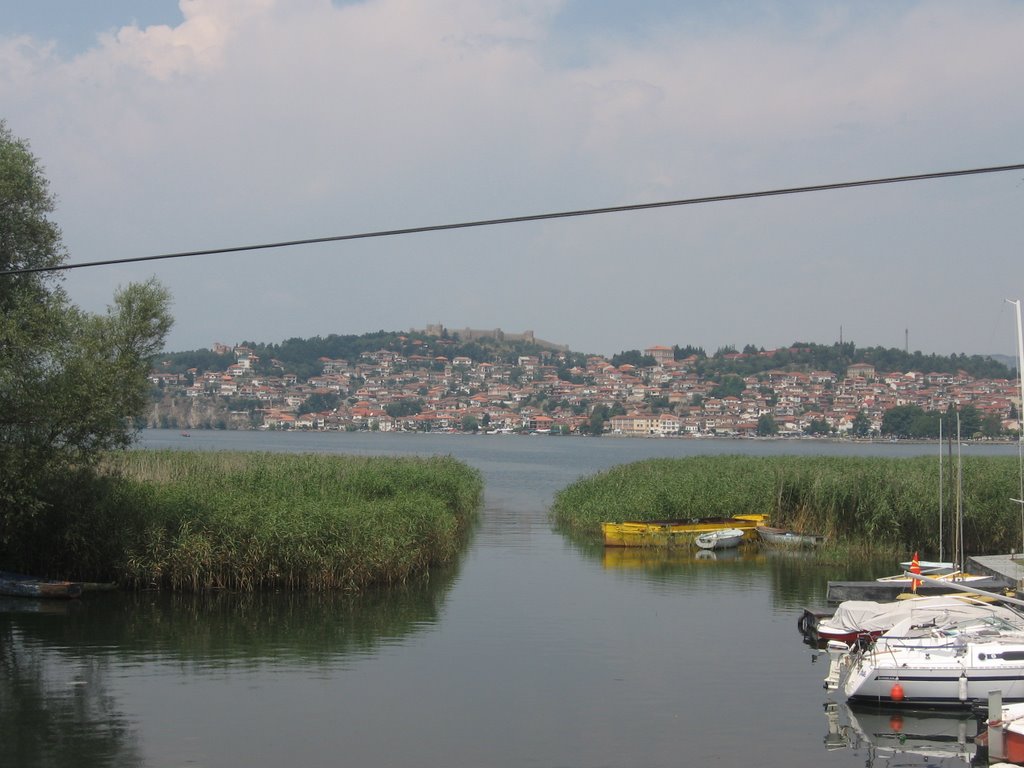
[824,555,1024,603]
[969,554,1024,592]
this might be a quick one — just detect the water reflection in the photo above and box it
[1,614,143,767]
[600,543,766,570]
[558,518,899,613]
[22,430,990,768]
[1,564,458,667]
[824,702,983,766]
[0,565,460,766]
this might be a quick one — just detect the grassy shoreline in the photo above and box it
[552,455,1024,558]
[7,451,483,592]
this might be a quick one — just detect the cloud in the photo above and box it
[2,0,1023,356]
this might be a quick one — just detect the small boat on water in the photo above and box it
[694,528,744,550]
[756,526,825,547]
[600,513,767,547]
[0,571,83,599]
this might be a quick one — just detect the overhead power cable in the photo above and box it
[3,162,1023,276]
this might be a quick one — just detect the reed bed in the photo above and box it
[16,451,482,592]
[551,455,1024,557]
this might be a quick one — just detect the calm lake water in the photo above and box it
[4,431,1018,767]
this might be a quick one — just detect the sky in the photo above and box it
[2,0,1024,358]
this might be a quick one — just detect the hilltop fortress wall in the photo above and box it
[414,324,568,352]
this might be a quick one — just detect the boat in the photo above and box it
[756,526,825,547]
[600,513,768,547]
[694,527,744,550]
[823,597,1024,707]
[982,699,1024,764]
[813,595,1005,647]
[0,571,83,599]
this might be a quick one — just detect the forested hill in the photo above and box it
[158,331,591,380]
[669,342,1013,381]
[157,332,1014,381]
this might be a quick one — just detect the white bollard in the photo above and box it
[989,690,1005,761]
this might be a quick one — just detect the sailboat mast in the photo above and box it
[1009,298,1024,557]
[938,417,943,564]
[957,412,964,575]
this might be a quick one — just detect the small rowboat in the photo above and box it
[756,526,826,547]
[694,528,745,550]
[0,571,83,599]
[600,513,767,547]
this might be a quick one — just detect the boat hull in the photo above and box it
[756,526,825,547]
[843,639,1024,707]
[0,571,83,599]
[694,528,744,550]
[601,514,767,547]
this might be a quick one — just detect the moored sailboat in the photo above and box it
[824,574,1024,708]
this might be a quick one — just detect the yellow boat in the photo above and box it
[600,513,768,547]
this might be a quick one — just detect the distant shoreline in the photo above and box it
[140,426,1020,446]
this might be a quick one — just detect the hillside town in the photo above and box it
[149,336,1023,438]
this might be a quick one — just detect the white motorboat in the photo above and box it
[694,528,744,550]
[824,600,1024,707]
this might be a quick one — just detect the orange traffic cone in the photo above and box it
[910,551,922,593]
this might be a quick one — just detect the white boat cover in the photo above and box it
[822,597,1024,637]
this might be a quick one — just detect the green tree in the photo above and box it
[881,404,924,438]
[908,409,942,439]
[710,374,745,399]
[583,404,611,436]
[958,404,982,438]
[610,350,656,368]
[0,122,173,546]
[756,414,779,436]
[299,392,341,414]
[981,413,1003,439]
[851,410,872,438]
[805,418,830,436]
[385,399,423,418]
[672,345,706,360]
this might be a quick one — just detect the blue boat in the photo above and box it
[0,571,83,599]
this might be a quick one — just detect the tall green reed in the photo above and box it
[552,454,1023,557]
[3,450,482,592]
